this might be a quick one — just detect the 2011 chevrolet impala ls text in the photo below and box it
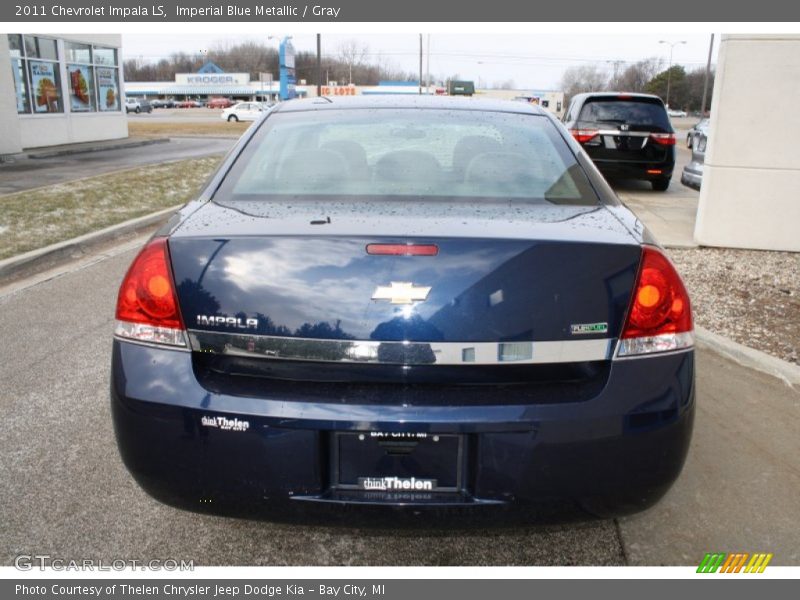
[111,96,695,519]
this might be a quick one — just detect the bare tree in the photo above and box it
[337,39,369,84]
[560,64,609,105]
[613,57,664,92]
[492,79,516,90]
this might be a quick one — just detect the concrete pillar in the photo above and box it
[0,35,24,155]
[694,34,800,252]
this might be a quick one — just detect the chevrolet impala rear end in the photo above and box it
[110,97,695,518]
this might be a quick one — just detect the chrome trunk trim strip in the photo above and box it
[186,330,614,366]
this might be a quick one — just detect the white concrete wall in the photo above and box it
[695,34,800,252]
[0,35,24,155]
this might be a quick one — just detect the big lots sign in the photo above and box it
[321,86,358,96]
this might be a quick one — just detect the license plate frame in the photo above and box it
[331,432,465,493]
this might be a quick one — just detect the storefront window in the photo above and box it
[8,34,23,57]
[10,57,30,113]
[96,67,120,111]
[24,36,58,60]
[29,60,62,113]
[8,35,120,115]
[93,48,117,67]
[65,42,92,64]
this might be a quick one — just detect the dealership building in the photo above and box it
[0,33,127,156]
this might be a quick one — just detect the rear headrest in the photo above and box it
[465,152,539,188]
[452,135,503,175]
[320,140,369,177]
[374,150,442,182]
[276,150,348,184]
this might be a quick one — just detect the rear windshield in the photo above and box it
[578,98,671,131]
[214,108,600,205]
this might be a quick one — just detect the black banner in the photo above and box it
[4,580,798,600]
[3,0,800,22]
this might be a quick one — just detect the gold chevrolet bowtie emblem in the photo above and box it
[371,282,432,305]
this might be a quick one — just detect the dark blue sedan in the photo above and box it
[111,96,695,519]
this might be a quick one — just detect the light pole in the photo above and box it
[659,40,686,109]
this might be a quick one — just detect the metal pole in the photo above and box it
[316,34,322,97]
[700,33,714,117]
[426,34,431,93]
[419,34,423,95]
[665,45,673,109]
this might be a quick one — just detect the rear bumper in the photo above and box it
[110,340,695,519]
[593,160,675,181]
[681,161,704,190]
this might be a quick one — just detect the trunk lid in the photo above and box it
[169,200,642,348]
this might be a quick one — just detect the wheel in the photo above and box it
[651,177,670,191]
[686,134,693,149]
[135,107,140,114]
[227,115,239,122]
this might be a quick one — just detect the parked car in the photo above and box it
[175,99,202,108]
[111,96,695,520]
[563,92,676,191]
[686,118,709,149]
[207,97,234,109]
[667,108,688,118]
[151,99,175,109]
[681,130,707,190]
[221,101,269,122]
[124,98,152,114]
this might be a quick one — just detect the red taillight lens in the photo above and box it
[650,133,676,146]
[570,129,599,144]
[618,247,693,357]
[115,238,185,346]
[366,243,439,256]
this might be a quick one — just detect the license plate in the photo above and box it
[332,432,464,492]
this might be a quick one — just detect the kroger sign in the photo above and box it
[175,73,250,85]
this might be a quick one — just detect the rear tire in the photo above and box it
[651,177,670,191]
[228,115,239,122]
[134,107,140,114]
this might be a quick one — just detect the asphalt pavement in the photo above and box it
[0,238,798,566]
[0,136,234,195]
[612,127,700,248]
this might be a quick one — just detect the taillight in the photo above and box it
[114,238,186,347]
[617,246,693,357]
[650,133,676,146]
[570,129,599,144]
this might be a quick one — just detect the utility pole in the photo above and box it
[607,60,624,87]
[659,39,686,109]
[419,34,423,95]
[316,34,321,97]
[700,34,714,117]
[426,34,431,93]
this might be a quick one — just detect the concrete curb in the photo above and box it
[0,205,180,282]
[696,326,800,388]
[25,137,169,159]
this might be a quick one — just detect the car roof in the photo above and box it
[272,95,548,115]
[571,92,664,103]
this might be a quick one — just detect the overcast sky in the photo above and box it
[122,33,718,89]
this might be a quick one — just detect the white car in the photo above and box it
[667,108,688,118]
[221,102,269,122]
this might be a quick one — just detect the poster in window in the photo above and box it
[68,64,94,112]
[29,60,61,113]
[96,67,119,111]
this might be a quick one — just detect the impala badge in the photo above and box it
[371,282,431,305]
